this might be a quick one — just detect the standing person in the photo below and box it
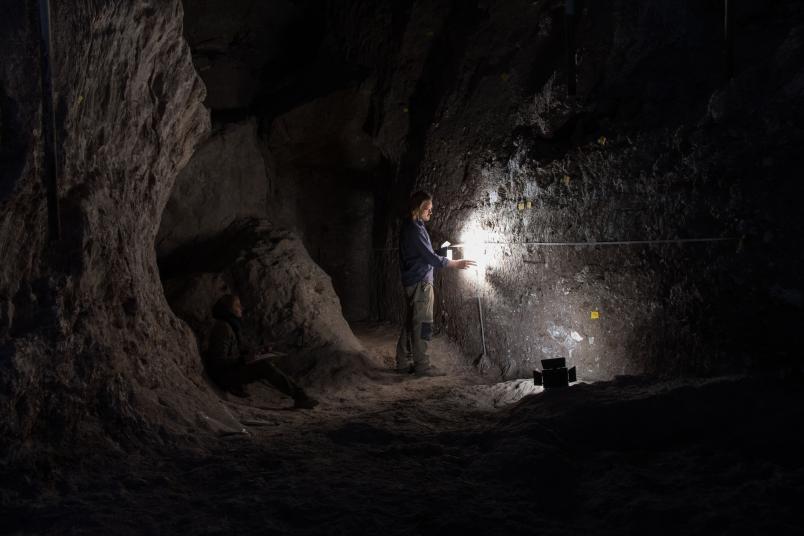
[396,191,476,376]
[206,294,319,409]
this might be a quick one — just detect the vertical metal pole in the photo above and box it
[475,267,486,358]
[477,296,486,356]
[38,0,61,242]
[565,0,577,96]
[724,0,735,81]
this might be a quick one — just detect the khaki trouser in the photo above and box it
[395,281,434,371]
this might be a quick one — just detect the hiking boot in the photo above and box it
[413,366,446,378]
[293,394,320,410]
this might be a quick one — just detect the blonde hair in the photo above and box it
[409,190,432,218]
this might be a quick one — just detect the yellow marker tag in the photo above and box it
[591,311,600,319]
[597,136,607,146]
[517,201,525,211]
[563,174,571,186]
[526,200,532,209]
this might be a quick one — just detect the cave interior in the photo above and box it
[1,0,803,533]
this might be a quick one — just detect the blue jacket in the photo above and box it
[399,218,449,287]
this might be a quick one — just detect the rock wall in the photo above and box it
[177,1,390,322]
[171,0,802,379]
[2,0,800,457]
[161,218,364,356]
[0,0,240,451]
[181,0,307,113]
[306,0,802,379]
[263,88,381,321]
[156,118,267,257]
[398,0,804,379]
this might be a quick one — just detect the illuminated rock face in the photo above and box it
[360,0,804,380]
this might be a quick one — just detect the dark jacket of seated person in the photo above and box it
[205,294,318,409]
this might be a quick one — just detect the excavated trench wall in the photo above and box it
[364,0,803,380]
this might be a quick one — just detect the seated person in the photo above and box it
[206,294,319,409]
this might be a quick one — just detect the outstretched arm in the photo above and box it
[447,259,477,270]
[409,224,477,270]
[412,231,451,269]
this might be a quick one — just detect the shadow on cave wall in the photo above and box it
[160,0,414,324]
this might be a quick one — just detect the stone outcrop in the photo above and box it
[161,218,371,390]
[162,219,364,354]
[0,0,235,451]
[179,0,392,321]
[156,118,268,258]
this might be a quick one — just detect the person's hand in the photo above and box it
[448,259,477,270]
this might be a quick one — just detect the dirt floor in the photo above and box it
[4,324,804,535]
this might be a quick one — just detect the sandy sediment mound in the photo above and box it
[162,218,376,394]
